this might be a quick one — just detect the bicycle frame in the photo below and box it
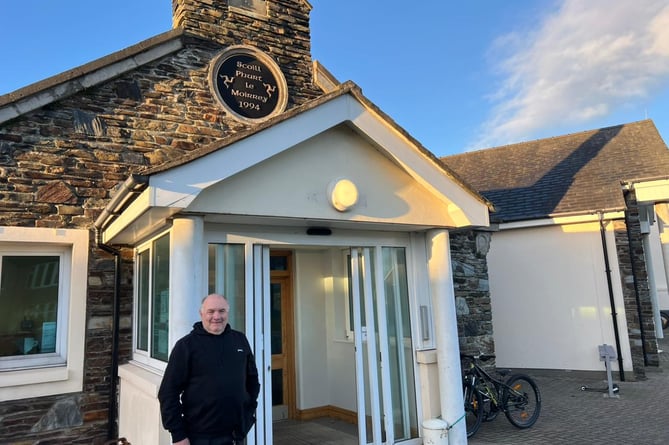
[464,356,525,416]
[462,353,542,437]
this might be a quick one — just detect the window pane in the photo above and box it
[151,234,170,361]
[136,250,150,351]
[271,368,284,406]
[208,244,245,332]
[0,256,59,357]
[270,282,282,354]
[382,247,418,440]
[270,255,287,271]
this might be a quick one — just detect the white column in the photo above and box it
[170,215,205,349]
[427,229,466,445]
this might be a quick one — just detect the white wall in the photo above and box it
[118,364,172,445]
[487,222,633,372]
[294,249,356,412]
[188,126,460,227]
[654,204,669,309]
[294,250,329,409]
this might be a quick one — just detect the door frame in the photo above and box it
[206,226,427,445]
[269,250,296,420]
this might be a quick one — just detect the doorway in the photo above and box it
[209,238,420,445]
[267,246,419,444]
[269,251,295,421]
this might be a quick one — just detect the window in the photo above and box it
[134,233,170,366]
[0,255,61,360]
[229,0,266,16]
[0,226,88,401]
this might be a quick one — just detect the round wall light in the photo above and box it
[328,178,359,212]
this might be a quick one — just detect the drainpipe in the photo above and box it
[598,214,625,381]
[96,230,122,441]
[93,173,148,440]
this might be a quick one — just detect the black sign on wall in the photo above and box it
[210,46,287,122]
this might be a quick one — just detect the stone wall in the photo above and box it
[173,0,321,107]
[450,230,495,356]
[0,1,321,442]
[617,190,660,380]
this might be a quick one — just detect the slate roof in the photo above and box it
[441,120,669,223]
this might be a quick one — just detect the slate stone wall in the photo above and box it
[0,1,320,442]
[617,190,660,380]
[450,230,495,356]
[173,0,321,106]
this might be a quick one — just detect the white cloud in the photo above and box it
[472,0,669,149]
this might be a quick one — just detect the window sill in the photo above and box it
[119,362,164,398]
[0,365,68,387]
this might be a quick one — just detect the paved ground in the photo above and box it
[469,336,669,444]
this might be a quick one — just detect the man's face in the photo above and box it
[200,295,230,335]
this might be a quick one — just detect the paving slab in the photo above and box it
[468,336,669,444]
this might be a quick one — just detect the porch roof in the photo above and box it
[96,82,491,245]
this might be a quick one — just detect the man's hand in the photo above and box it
[173,439,190,445]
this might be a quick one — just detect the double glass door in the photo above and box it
[349,247,418,444]
[210,242,418,445]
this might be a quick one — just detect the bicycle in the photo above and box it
[461,353,542,437]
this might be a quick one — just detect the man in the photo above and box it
[159,294,260,445]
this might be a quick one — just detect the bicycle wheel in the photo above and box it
[464,383,483,437]
[502,374,541,428]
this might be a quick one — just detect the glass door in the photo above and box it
[208,242,263,445]
[350,247,418,445]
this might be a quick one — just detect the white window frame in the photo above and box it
[0,226,88,402]
[131,231,170,371]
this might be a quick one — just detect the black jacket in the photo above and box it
[158,322,260,443]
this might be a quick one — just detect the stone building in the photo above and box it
[0,1,490,444]
[7,2,665,444]
[444,120,669,381]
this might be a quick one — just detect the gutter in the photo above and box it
[94,174,149,233]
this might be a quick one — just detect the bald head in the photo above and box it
[199,294,229,335]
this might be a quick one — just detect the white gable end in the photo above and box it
[188,125,458,227]
[100,91,489,244]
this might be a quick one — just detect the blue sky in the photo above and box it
[1,0,668,157]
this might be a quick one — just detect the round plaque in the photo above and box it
[209,46,288,122]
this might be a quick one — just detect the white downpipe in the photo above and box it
[170,216,205,349]
[427,230,466,445]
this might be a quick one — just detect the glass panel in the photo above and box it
[347,253,366,332]
[269,255,287,271]
[0,255,59,357]
[270,282,282,355]
[382,247,418,440]
[355,248,380,444]
[151,234,170,361]
[208,244,246,332]
[271,368,284,406]
[136,250,150,351]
